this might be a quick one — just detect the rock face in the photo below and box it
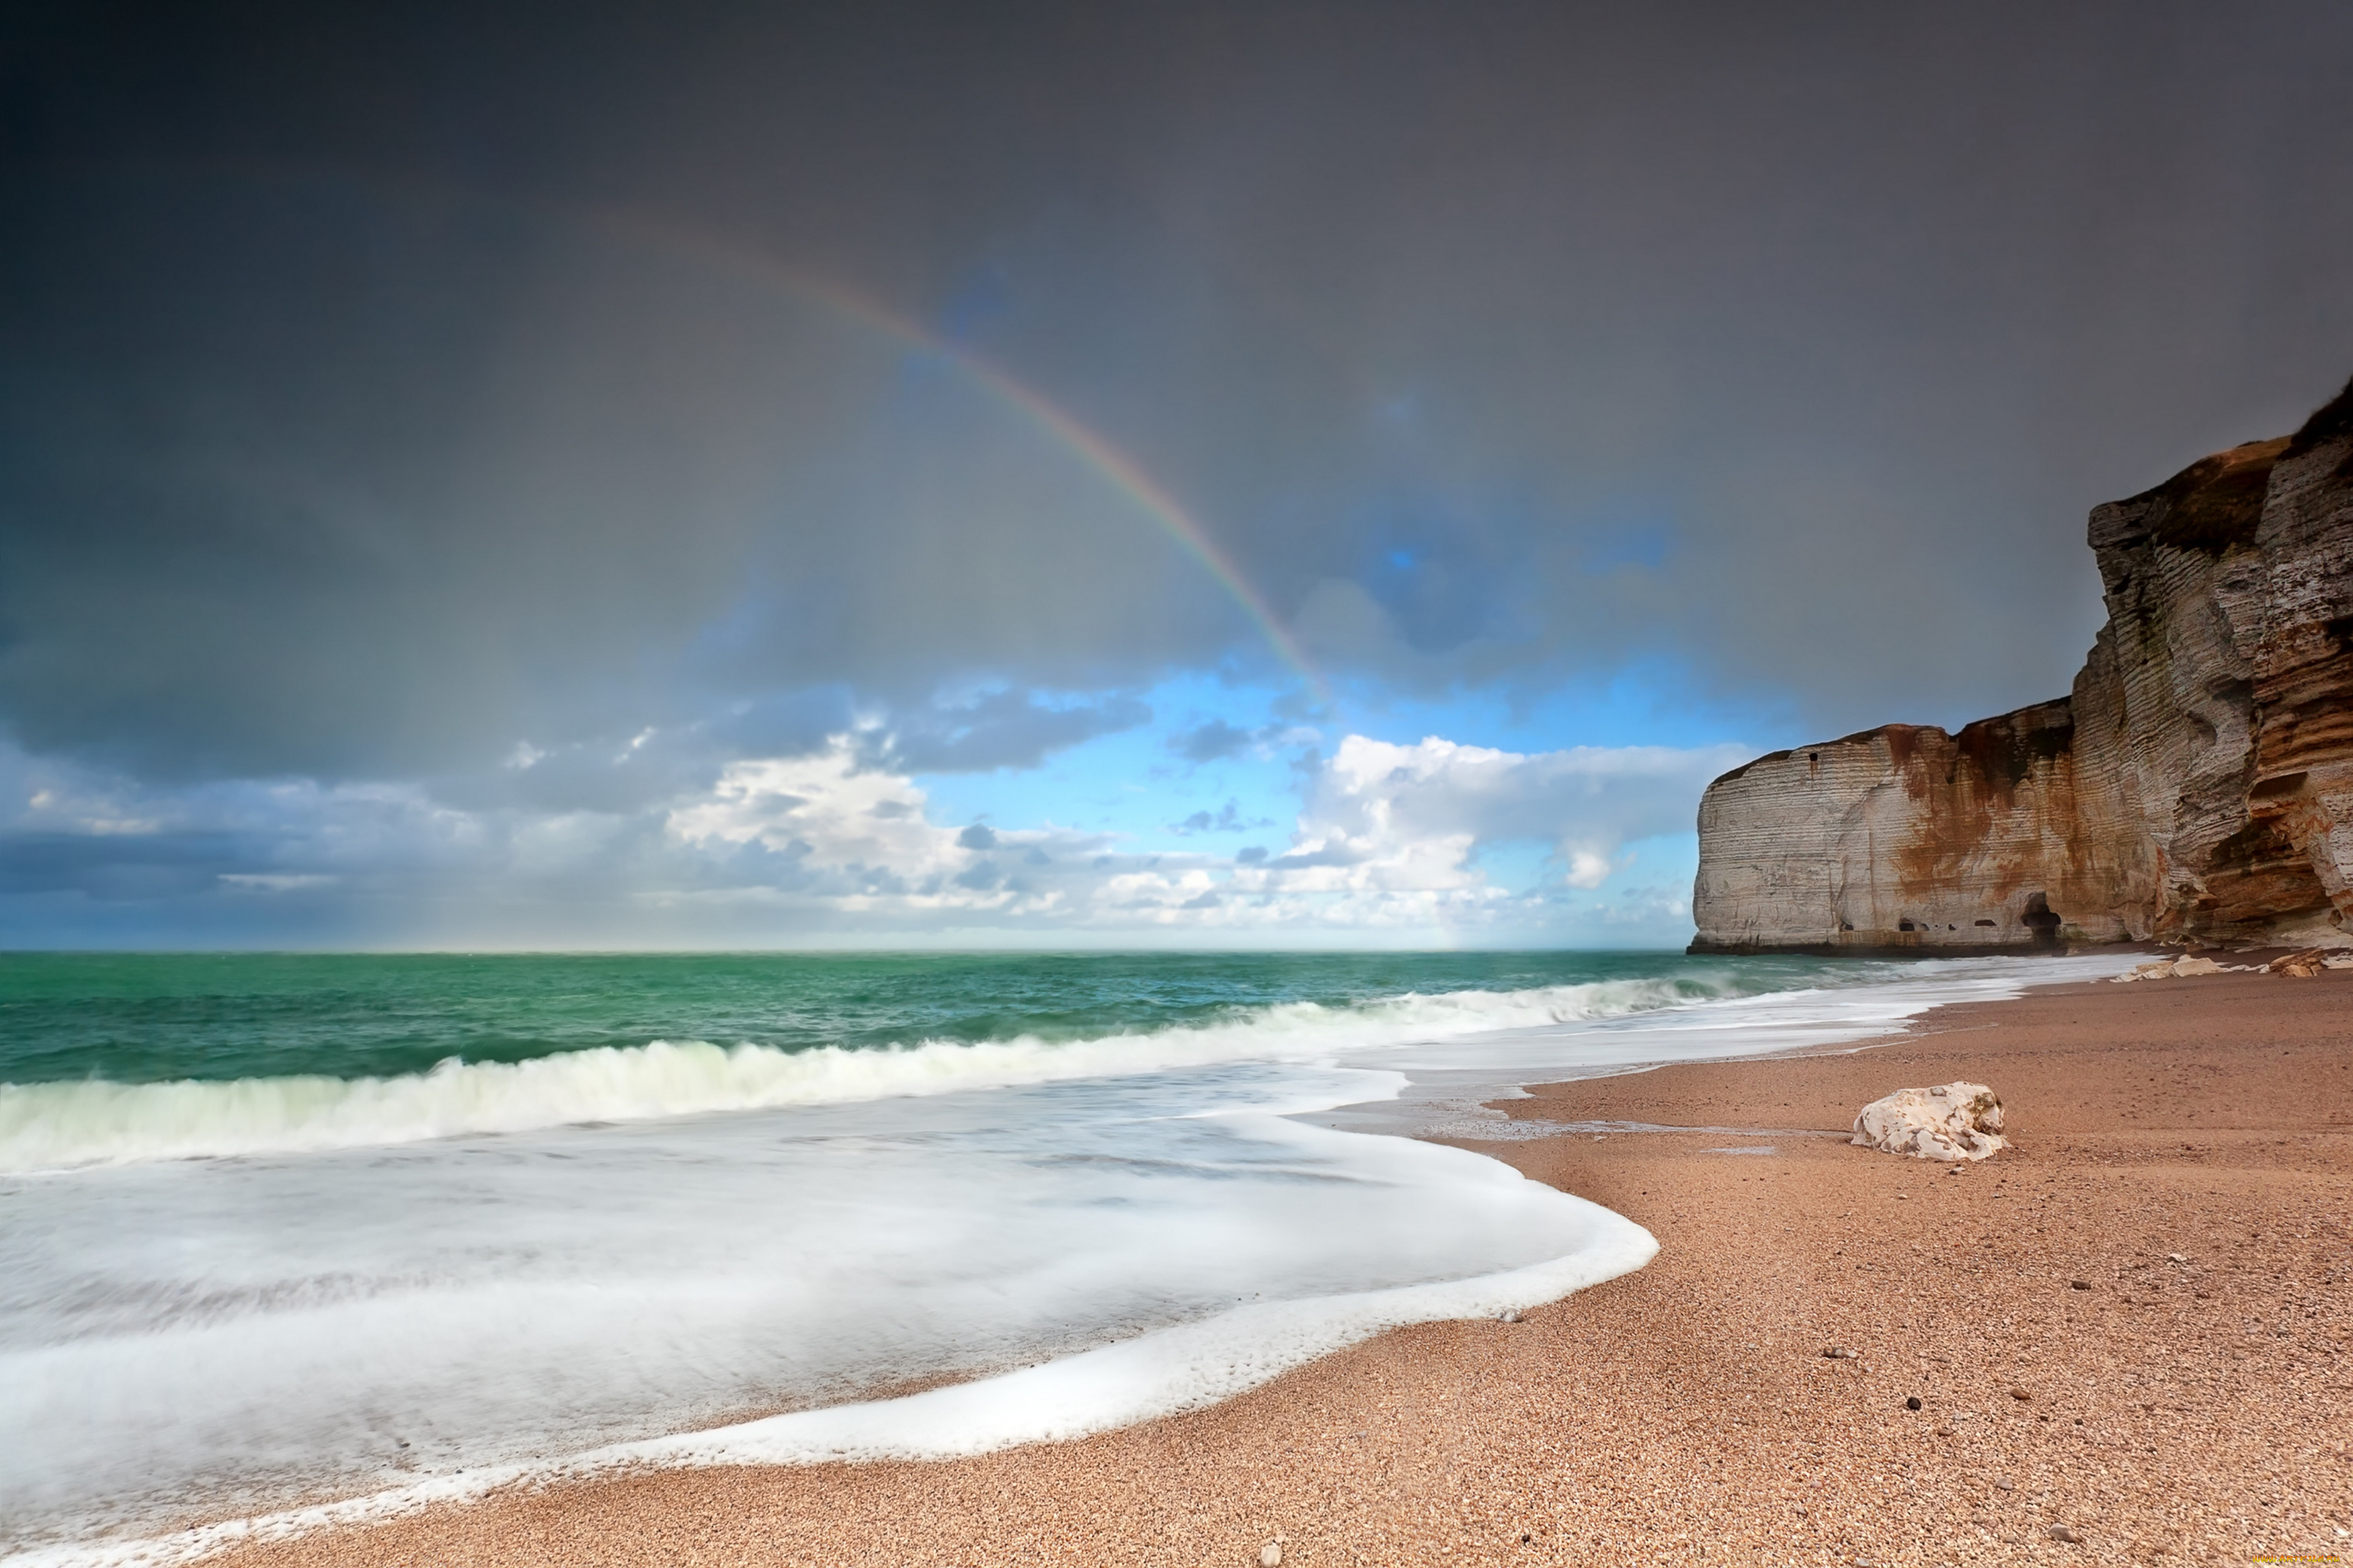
[1850,1083,2007,1162]
[1693,376,2353,954]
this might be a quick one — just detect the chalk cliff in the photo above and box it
[1691,377,2353,954]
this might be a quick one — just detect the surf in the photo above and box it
[0,973,1734,1171]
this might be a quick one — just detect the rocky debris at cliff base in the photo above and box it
[1850,1082,2006,1161]
[2115,948,2353,979]
[2260,946,2353,977]
[2112,956,2241,981]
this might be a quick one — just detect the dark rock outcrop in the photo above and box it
[1691,377,2353,954]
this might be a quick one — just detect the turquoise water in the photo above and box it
[0,948,1862,1087]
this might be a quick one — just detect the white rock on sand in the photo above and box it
[2113,956,2231,982]
[1850,1082,2007,1161]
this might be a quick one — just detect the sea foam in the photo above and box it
[3,1192,1655,1568]
[0,1089,1634,1554]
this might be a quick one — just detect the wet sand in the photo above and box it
[212,966,2353,1567]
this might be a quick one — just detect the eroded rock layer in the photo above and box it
[1691,378,2353,954]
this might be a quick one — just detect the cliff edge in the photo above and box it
[1690,376,2353,955]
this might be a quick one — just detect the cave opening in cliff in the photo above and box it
[2022,892,2062,945]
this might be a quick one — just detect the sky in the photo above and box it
[1,0,2349,950]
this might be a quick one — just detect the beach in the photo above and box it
[196,962,2350,1568]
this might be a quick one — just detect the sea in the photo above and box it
[0,948,2135,1561]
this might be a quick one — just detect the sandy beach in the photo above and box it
[206,964,2352,1568]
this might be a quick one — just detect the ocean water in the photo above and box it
[0,949,2136,1561]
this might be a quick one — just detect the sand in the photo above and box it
[204,966,2352,1567]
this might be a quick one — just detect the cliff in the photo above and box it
[1690,376,2353,955]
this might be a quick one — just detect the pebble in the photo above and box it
[2010,1388,2033,1401]
[2050,1524,2085,1544]
[2071,1280,2093,1290]
[1905,1396,1921,1411]
[1259,1541,1283,1567]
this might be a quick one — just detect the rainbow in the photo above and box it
[592,212,1333,706]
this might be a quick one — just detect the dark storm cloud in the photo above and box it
[854,690,1153,774]
[0,829,262,902]
[2,0,2350,795]
[0,173,1217,782]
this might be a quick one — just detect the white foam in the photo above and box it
[5,1162,1653,1568]
[0,1092,1631,1554]
[0,975,1718,1171]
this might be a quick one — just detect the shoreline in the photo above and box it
[96,965,2353,1565]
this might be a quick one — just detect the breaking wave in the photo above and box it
[0,976,1726,1171]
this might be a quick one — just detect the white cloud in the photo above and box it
[1284,734,1746,895]
[668,747,962,880]
[1563,850,1616,889]
[218,873,340,892]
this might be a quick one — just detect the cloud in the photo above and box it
[645,732,1744,932]
[1168,799,1269,835]
[219,872,340,893]
[4,4,2350,805]
[413,684,1144,825]
[1168,720,1257,764]
[1281,735,1749,893]
[0,183,1220,785]
[854,691,1153,774]
[0,730,1738,946]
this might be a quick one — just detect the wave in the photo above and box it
[0,975,1729,1171]
[6,1196,1656,1568]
